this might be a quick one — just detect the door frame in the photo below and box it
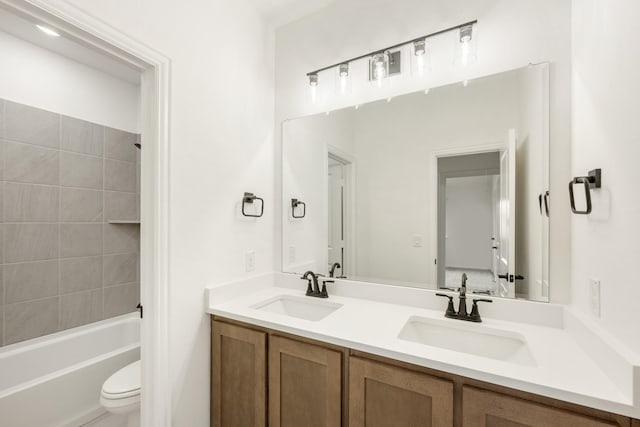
[328,145,356,279]
[0,1,172,425]
[429,142,504,287]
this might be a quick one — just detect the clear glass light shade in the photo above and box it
[411,39,431,77]
[335,63,352,95]
[308,73,319,104]
[454,24,477,67]
[370,52,389,88]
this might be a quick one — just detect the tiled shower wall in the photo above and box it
[0,98,140,346]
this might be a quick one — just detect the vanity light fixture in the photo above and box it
[411,39,430,76]
[36,24,60,37]
[455,24,477,66]
[371,52,389,87]
[308,73,318,103]
[305,19,477,101]
[337,63,351,95]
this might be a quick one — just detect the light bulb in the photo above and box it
[424,88,430,95]
[463,79,469,87]
[308,73,318,104]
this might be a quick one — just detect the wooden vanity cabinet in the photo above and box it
[211,317,637,427]
[211,320,267,427]
[269,335,343,427]
[349,357,454,426]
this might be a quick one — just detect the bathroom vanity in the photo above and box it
[206,273,640,427]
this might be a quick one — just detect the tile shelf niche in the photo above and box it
[108,220,141,224]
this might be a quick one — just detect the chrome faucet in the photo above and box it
[301,271,329,298]
[436,273,492,322]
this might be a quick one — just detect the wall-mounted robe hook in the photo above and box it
[569,169,601,215]
[291,198,306,218]
[242,192,264,217]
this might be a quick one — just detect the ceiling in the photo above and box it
[248,0,336,28]
[0,6,141,85]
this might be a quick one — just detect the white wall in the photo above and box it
[63,0,275,425]
[275,0,572,302]
[571,0,640,354]
[282,110,354,274]
[0,30,140,132]
[445,176,494,270]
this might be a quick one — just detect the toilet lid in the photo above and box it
[102,360,141,398]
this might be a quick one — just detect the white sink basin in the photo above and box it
[252,295,342,321]
[398,316,536,366]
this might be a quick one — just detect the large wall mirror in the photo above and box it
[282,63,550,302]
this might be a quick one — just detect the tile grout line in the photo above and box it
[0,137,137,163]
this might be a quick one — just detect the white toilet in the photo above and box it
[100,360,141,427]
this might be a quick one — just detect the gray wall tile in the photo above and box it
[60,188,103,222]
[104,253,138,286]
[60,256,102,294]
[60,152,103,189]
[60,290,102,329]
[5,224,58,263]
[104,127,137,162]
[61,116,104,156]
[105,191,138,221]
[4,260,58,303]
[104,224,139,254]
[105,159,136,192]
[4,183,59,222]
[4,142,59,185]
[5,297,59,345]
[3,101,59,148]
[104,283,138,318]
[60,224,103,258]
[0,98,141,346]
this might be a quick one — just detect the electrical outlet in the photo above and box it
[590,279,601,318]
[288,245,296,264]
[413,235,423,248]
[245,250,255,272]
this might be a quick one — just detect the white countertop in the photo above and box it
[205,272,640,418]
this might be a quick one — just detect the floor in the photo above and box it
[81,413,127,427]
[445,267,496,294]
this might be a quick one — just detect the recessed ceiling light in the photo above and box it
[36,24,60,37]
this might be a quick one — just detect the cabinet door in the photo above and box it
[463,386,621,427]
[349,356,454,427]
[211,320,266,427]
[269,335,342,427]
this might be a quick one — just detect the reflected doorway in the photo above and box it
[437,151,501,294]
[328,153,351,278]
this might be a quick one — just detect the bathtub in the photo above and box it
[0,313,140,427]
